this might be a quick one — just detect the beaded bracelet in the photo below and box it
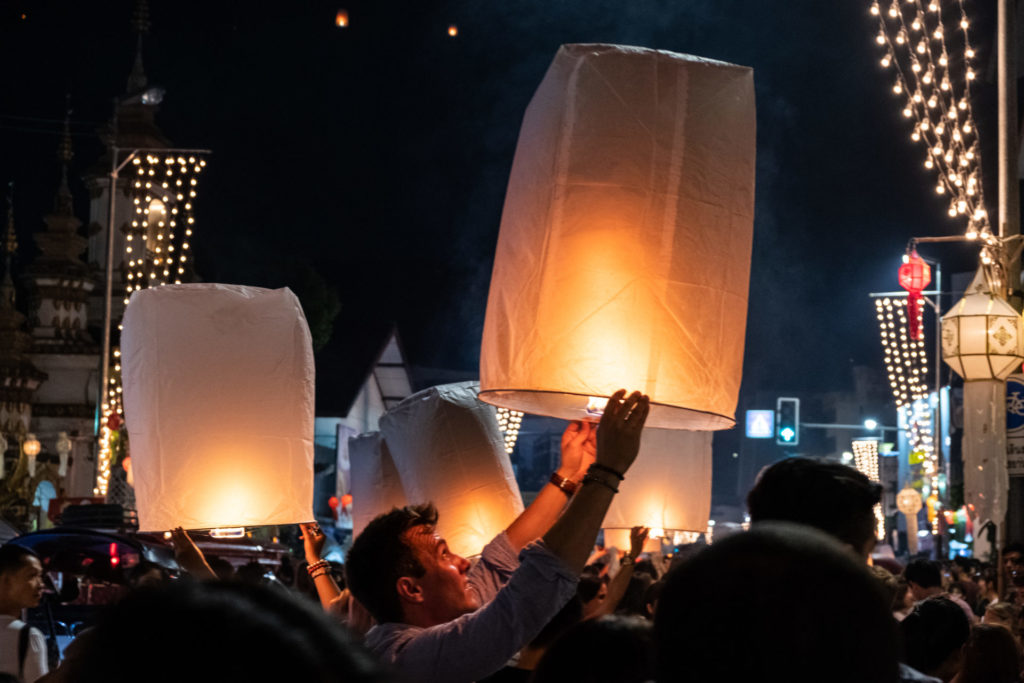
[307,559,330,575]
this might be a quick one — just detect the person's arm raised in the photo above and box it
[542,390,649,575]
[505,420,596,551]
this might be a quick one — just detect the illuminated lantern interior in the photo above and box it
[602,429,711,550]
[480,44,755,430]
[121,284,315,532]
[379,382,523,557]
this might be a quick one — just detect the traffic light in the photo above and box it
[775,397,799,445]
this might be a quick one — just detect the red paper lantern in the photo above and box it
[107,413,123,431]
[898,251,931,340]
[328,496,339,510]
[341,493,353,509]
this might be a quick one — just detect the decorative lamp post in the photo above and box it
[898,250,931,340]
[22,434,40,477]
[55,432,72,478]
[479,44,755,430]
[897,487,924,555]
[941,267,1024,559]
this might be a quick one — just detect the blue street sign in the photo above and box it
[746,410,775,439]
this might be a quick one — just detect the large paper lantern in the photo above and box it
[348,431,408,536]
[602,429,711,550]
[379,382,524,557]
[121,284,315,532]
[480,44,756,430]
[941,268,1024,380]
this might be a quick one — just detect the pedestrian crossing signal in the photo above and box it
[776,397,799,446]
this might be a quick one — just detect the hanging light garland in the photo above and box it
[496,407,523,454]
[869,0,990,241]
[96,152,207,496]
[875,296,939,529]
[852,438,886,539]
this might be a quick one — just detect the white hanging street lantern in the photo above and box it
[941,266,1024,553]
[941,267,1024,380]
[55,431,72,478]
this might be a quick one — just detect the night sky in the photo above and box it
[0,1,999,424]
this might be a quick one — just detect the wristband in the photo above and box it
[307,559,330,575]
[583,472,620,494]
[589,463,625,480]
[549,471,579,495]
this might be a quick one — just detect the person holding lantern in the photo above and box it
[339,390,649,683]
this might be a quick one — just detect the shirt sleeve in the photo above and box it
[391,540,578,683]
[466,532,519,606]
[23,627,49,682]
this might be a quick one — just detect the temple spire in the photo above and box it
[54,99,74,217]
[126,0,150,95]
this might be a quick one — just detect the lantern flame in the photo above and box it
[448,24,458,36]
[585,396,606,417]
[335,10,348,27]
[210,527,246,539]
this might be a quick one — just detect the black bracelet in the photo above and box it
[589,463,625,480]
[583,472,620,494]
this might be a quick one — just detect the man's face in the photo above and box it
[1,556,45,610]
[402,526,480,624]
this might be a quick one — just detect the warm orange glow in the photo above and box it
[335,10,349,27]
[210,527,246,539]
[479,45,755,430]
[448,24,458,36]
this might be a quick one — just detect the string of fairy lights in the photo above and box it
[96,153,206,496]
[496,407,523,454]
[852,438,886,539]
[870,0,991,242]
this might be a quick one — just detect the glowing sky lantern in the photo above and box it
[602,429,711,550]
[121,284,315,532]
[479,44,756,430]
[348,431,407,536]
[335,9,349,27]
[448,24,458,37]
[379,382,523,557]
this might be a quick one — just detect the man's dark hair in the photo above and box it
[899,597,970,676]
[59,580,386,683]
[0,545,39,576]
[746,457,882,553]
[577,571,606,603]
[655,523,899,683]
[958,623,1021,683]
[345,503,438,624]
[1003,541,1024,557]
[904,559,942,589]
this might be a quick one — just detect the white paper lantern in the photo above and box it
[348,431,408,536]
[480,44,756,430]
[602,429,711,548]
[942,268,1024,380]
[121,284,315,532]
[379,382,524,557]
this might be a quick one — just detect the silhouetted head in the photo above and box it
[900,596,970,681]
[655,522,899,683]
[533,615,653,683]
[747,457,882,559]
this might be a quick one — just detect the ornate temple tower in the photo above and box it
[25,113,101,500]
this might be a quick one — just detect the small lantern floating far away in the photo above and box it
[121,284,315,533]
[336,9,349,27]
[479,44,756,430]
[448,24,458,36]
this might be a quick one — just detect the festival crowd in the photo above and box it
[3,391,1024,683]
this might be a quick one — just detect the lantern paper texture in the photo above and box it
[602,428,711,538]
[480,44,756,430]
[121,284,315,532]
[380,382,524,557]
[942,269,1024,380]
[349,432,408,536]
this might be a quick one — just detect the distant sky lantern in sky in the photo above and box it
[479,44,756,430]
[380,382,523,557]
[602,429,711,550]
[335,9,348,27]
[121,284,315,532]
[448,24,458,36]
